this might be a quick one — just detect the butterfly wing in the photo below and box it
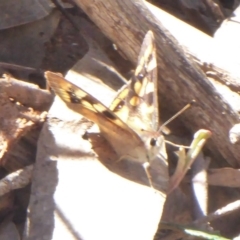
[110,31,166,162]
[129,31,159,132]
[109,83,130,122]
[45,71,145,159]
[110,31,159,132]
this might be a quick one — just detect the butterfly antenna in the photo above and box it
[158,100,195,133]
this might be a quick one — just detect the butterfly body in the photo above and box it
[45,31,167,187]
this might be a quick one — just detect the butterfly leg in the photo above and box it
[116,155,154,188]
[142,162,154,188]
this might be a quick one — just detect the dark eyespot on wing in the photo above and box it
[102,110,117,120]
[67,90,81,104]
[145,92,154,106]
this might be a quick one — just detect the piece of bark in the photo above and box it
[0,193,14,223]
[207,168,240,187]
[0,75,53,111]
[0,95,33,165]
[74,0,240,168]
[194,199,240,225]
[0,0,53,30]
[177,0,225,34]
[0,80,47,171]
[0,9,60,69]
[0,62,46,88]
[152,0,235,35]
[2,124,42,173]
[0,220,20,240]
[147,3,240,117]
[146,3,240,85]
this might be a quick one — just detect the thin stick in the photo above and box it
[193,200,240,225]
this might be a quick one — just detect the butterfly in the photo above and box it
[45,31,167,188]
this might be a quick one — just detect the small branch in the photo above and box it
[193,200,240,225]
[0,75,53,111]
[0,165,33,196]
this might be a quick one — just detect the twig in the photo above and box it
[0,165,33,196]
[193,200,240,225]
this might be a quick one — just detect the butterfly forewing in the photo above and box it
[45,71,146,161]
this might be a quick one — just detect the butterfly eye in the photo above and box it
[150,138,157,146]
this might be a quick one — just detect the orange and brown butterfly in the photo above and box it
[45,31,167,187]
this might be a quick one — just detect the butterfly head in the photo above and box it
[140,129,166,161]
